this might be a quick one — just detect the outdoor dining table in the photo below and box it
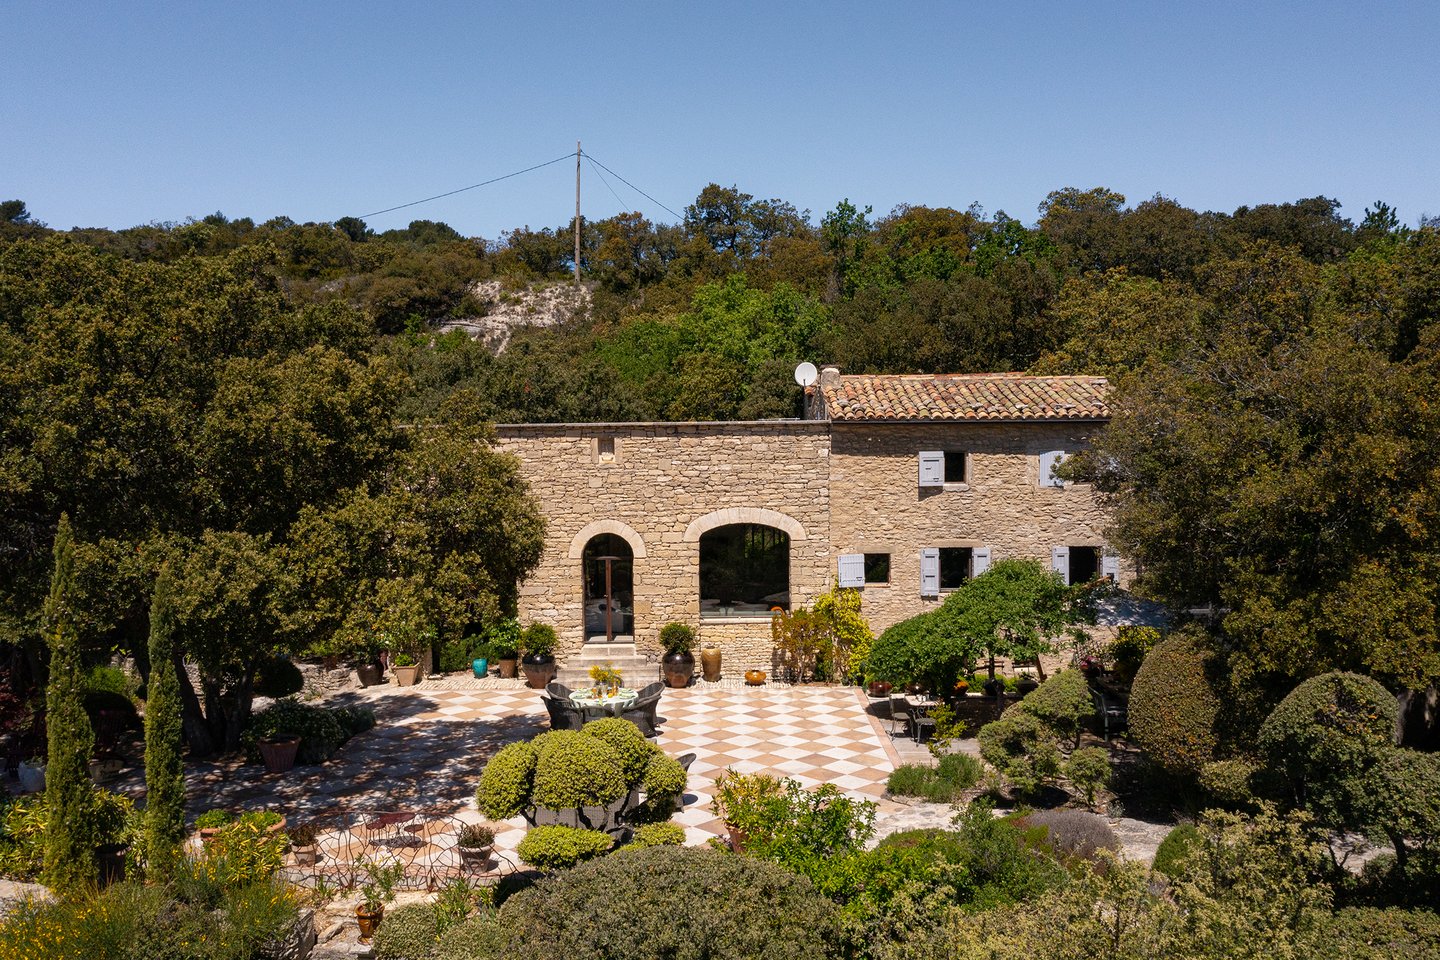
[569,687,639,718]
[902,693,938,743]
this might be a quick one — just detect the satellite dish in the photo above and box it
[794,362,818,387]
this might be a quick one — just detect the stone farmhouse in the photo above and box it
[495,367,1119,677]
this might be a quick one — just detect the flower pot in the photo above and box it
[954,682,970,697]
[17,761,45,793]
[744,669,766,686]
[259,735,300,774]
[293,844,318,866]
[97,843,128,887]
[471,657,489,678]
[663,652,695,688]
[392,664,422,687]
[726,824,749,852]
[867,680,893,698]
[497,657,518,679]
[905,680,929,696]
[700,646,722,682]
[356,663,383,687]
[356,905,383,939]
[459,845,492,870]
[1016,677,1040,697]
[521,654,557,689]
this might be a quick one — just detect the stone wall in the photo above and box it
[827,421,1116,634]
[496,422,832,668]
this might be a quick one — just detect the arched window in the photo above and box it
[583,533,633,639]
[699,524,789,618]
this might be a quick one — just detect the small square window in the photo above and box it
[939,547,973,590]
[597,437,616,461]
[943,451,967,484]
[863,553,890,585]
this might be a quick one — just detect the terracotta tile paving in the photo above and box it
[170,681,904,878]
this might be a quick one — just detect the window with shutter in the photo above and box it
[938,547,972,590]
[1101,555,1121,582]
[863,553,891,585]
[918,451,945,487]
[1051,546,1070,583]
[837,554,865,588]
[920,548,940,597]
[972,546,992,576]
[1039,450,1067,487]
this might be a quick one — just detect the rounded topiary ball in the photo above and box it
[476,741,538,820]
[1128,632,1221,778]
[531,732,626,810]
[581,718,656,785]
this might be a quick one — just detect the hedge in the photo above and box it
[516,825,613,872]
[1127,632,1220,778]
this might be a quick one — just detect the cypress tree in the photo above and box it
[143,564,186,879]
[41,514,98,894]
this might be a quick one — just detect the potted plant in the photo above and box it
[489,620,521,679]
[953,678,970,697]
[456,822,496,869]
[700,641,722,682]
[258,734,300,774]
[520,623,558,689]
[356,855,402,939]
[391,652,423,687]
[196,808,233,846]
[17,757,45,793]
[712,769,782,852]
[659,622,695,689]
[588,662,623,696]
[287,821,320,865]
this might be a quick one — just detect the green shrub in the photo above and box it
[641,752,687,806]
[243,698,349,765]
[253,656,304,698]
[947,802,1069,909]
[658,622,695,655]
[1199,758,1260,810]
[977,707,1062,797]
[200,816,287,887]
[475,741,537,820]
[434,913,508,960]
[531,731,626,811]
[521,623,557,658]
[516,825,613,871]
[373,902,441,960]
[885,754,982,803]
[1065,746,1112,808]
[711,774,875,888]
[1363,748,1440,869]
[1127,631,1221,778]
[1152,822,1200,878]
[1301,907,1440,960]
[1019,670,1094,745]
[195,808,234,829]
[1016,808,1119,864]
[627,822,685,848]
[0,795,46,880]
[492,845,839,959]
[82,665,135,700]
[581,717,653,783]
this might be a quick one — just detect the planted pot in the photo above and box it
[521,653,557,689]
[497,657,518,679]
[97,843,128,887]
[259,735,300,774]
[726,824,749,852]
[866,680,893,698]
[356,905,383,939]
[293,844,318,866]
[662,651,695,688]
[1016,676,1040,696]
[744,669,766,686]
[700,646,722,682]
[356,663,383,687]
[471,657,489,679]
[458,844,492,869]
[392,664,422,687]
[17,761,45,794]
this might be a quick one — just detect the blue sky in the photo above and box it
[5,1,1438,238]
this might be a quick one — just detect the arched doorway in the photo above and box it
[582,533,634,639]
[698,523,790,617]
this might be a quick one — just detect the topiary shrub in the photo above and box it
[658,622,695,656]
[475,742,537,820]
[627,822,685,848]
[253,657,304,699]
[1019,670,1094,746]
[1064,746,1111,809]
[1016,808,1120,864]
[516,825,613,872]
[1127,631,1221,778]
[581,717,652,783]
[1362,748,1440,872]
[978,707,1061,798]
[530,732,626,811]
[1301,906,1440,960]
[1152,822,1200,878]
[372,902,440,960]
[434,913,508,960]
[521,623,557,659]
[1198,758,1260,810]
[492,845,839,959]
[640,753,687,816]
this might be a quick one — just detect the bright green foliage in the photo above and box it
[640,753,687,812]
[516,825,613,872]
[711,773,875,889]
[474,742,538,820]
[42,515,99,894]
[142,566,185,879]
[373,902,441,960]
[1127,631,1222,778]
[885,754,981,803]
[520,622,556,658]
[581,717,653,784]
[490,845,840,960]
[531,732,626,811]
[1019,670,1095,746]
[978,707,1062,797]
[1258,671,1397,832]
[1064,747,1112,809]
[626,822,685,848]
[657,622,695,655]
[1153,822,1201,879]
[242,698,356,765]
[772,585,873,683]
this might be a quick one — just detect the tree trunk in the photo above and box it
[175,656,216,757]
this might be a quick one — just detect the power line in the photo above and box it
[354,152,575,220]
[581,152,684,222]
[585,155,627,209]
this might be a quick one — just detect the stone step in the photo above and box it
[556,656,660,686]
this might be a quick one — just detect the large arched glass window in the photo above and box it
[699,524,789,618]
[583,533,633,638]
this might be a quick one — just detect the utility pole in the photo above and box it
[573,140,582,285]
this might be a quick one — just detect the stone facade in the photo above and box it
[497,411,1122,676]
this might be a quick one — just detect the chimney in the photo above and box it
[820,364,841,387]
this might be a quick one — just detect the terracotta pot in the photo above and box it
[744,669,766,686]
[293,844,318,866]
[259,736,300,774]
[867,680,893,698]
[905,680,929,696]
[663,652,695,688]
[497,657,518,679]
[700,646,722,682]
[356,905,383,939]
[356,663,383,687]
[522,654,557,689]
[726,824,749,852]
[392,664,422,687]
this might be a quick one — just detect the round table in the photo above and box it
[570,687,639,718]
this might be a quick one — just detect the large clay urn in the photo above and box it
[700,646,722,682]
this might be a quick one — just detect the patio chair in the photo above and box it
[541,692,583,731]
[546,681,574,700]
[621,685,664,737]
[635,680,664,700]
[1092,689,1127,741]
[883,695,912,740]
[676,752,697,773]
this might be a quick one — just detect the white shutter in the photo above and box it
[1051,546,1070,583]
[1101,555,1121,582]
[1039,450,1066,488]
[918,451,945,487]
[972,546,992,577]
[837,553,865,588]
[920,548,940,597]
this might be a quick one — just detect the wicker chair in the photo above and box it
[621,685,665,737]
[541,692,583,731]
[546,681,574,700]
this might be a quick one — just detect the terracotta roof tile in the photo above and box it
[820,373,1109,422]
